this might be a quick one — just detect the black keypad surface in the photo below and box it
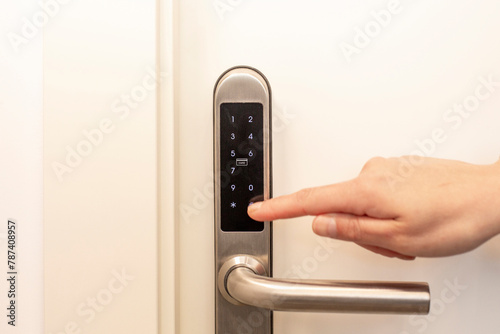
[219,103,264,232]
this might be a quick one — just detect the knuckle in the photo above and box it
[355,158,391,207]
[338,216,364,242]
[361,156,386,173]
[386,223,411,252]
[351,176,374,201]
[295,188,314,215]
[295,187,313,203]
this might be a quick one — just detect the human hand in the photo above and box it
[248,157,500,260]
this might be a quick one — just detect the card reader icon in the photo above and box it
[236,158,248,166]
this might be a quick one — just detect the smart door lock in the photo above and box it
[214,66,273,333]
[214,66,430,334]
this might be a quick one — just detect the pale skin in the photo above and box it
[248,157,500,260]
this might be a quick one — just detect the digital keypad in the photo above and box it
[220,103,264,232]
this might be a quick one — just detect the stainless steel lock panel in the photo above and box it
[214,66,273,334]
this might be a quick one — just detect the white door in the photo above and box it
[172,1,500,333]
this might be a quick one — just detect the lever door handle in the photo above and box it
[219,256,430,314]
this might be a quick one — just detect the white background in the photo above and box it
[0,1,43,334]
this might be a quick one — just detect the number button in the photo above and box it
[248,116,253,123]
[248,184,254,191]
[231,150,236,157]
[230,133,235,140]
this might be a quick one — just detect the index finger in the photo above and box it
[247,180,369,221]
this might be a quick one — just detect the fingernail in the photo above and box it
[313,215,337,238]
[248,201,263,212]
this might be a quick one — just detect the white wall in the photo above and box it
[43,1,158,334]
[0,1,43,333]
[2,2,161,333]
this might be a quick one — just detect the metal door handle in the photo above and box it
[219,256,430,314]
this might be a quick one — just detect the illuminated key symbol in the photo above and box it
[230,202,236,208]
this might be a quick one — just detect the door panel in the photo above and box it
[44,1,158,333]
[174,1,500,333]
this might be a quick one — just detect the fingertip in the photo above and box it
[247,201,263,220]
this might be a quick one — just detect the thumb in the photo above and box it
[312,213,397,250]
